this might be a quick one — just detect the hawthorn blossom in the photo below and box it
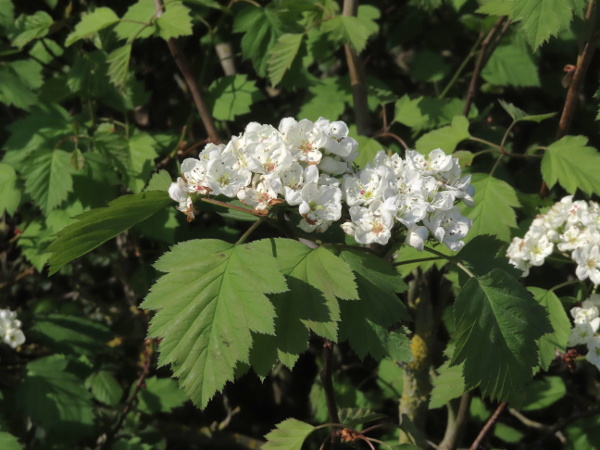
[0,309,25,349]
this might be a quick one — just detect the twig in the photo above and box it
[469,401,507,450]
[541,0,600,197]
[154,0,222,144]
[321,340,340,447]
[343,0,372,135]
[372,131,410,150]
[463,17,509,116]
[439,392,471,450]
[0,267,35,290]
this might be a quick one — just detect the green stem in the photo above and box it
[235,216,266,245]
[467,136,501,150]
[439,36,482,99]
[550,278,581,292]
[199,197,259,216]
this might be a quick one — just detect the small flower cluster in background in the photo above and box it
[567,294,600,369]
[169,117,474,250]
[507,196,600,284]
[0,309,25,349]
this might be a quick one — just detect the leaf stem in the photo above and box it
[199,197,260,216]
[550,278,581,292]
[467,136,501,150]
[235,216,267,244]
[463,17,510,116]
[439,35,483,99]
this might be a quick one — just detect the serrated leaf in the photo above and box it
[477,0,514,15]
[85,371,124,406]
[156,2,193,40]
[0,163,21,215]
[460,173,520,242]
[250,239,358,367]
[394,95,476,131]
[512,0,575,50]
[24,149,72,215]
[137,376,188,414]
[141,240,287,408]
[107,44,132,88]
[457,235,521,286]
[207,74,263,121]
[65,7,119,47]
[322,15,371,53]
[541,135,600,195]
[113,0,156,41]
[482,41,540,87]
[415,116,470,155]
[528,287,570,370]
[267,33,304,87]
[521,376,566,411]
[451,269,552,404]
[10,11,53,48]
[565,414,600,449]
[0,0,15,30]
[429,361,466,409]
[498,99,556,123]
[338,249,410,360]
[298,76,351,121]
[45,191,173,274]
[145,170,172,192]
[263,418,315,450]
[127,132,159,192]
[338,408,386,427]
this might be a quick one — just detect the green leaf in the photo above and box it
[141,240,287,408]
[498,99,556,123]
[394,95,476,131]
[45,191,173,274]
[145,170,172,192]
[338,249,411,360]
[460,173,520,243]
[65,7,120,47]
[482,41,540,87]
[127,132,159,193]
[353,135,384,169]
[113,0,156,42]
[107,44,132,88]
[267,33,304,87]
[233,3,300,76]
[415,116,470,155]
[137,376,188,414]
[451,269,552,404]
[477,0,514,15]
[250,239,358,368]
[522,376,566,411]
[565,414,600,450]
[457,235,521,285]
[263,418,316,450]
[338,408,387,427]
[85,371,124,407]
[411,49,451,83]
[512,0,576,50]
[0,163,21,215]
[30,314,111,356]
[15,355,95,438]
[207,74,263,121]
[0,0,15,30]
[24,149,72,215]
[298,76,351,122]
[528,288,570,370]
[541,135,600,196]
[322,15,371,53]
[0,66,38,110]
[429,361,466,409]
[156,2,193,40]
[10,11,53,48]
[0,432,23,450]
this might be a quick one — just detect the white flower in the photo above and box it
[568,322,597,346]
[586,336,600,370]
[573,244,600,284]
[406,226,429,251]
[348,202,395,245]
[0,309,25,349]
[423,207,472,251]
[298,182,342,226]
[205,154,252,198]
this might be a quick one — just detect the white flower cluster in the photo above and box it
[341,149,474,250]
[169,117,474,249]
[0,309,25,349]
[567,294,600,370]
[507,196,600,283]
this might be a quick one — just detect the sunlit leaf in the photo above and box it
[65,7,119,46]
[263,418,315,450]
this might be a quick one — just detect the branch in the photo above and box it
[463,17,510,116]
[438,393,471,450]
[469,401,507,450]
[154,0,222,144]
[321,340,341,447]
[343,0,372,135]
